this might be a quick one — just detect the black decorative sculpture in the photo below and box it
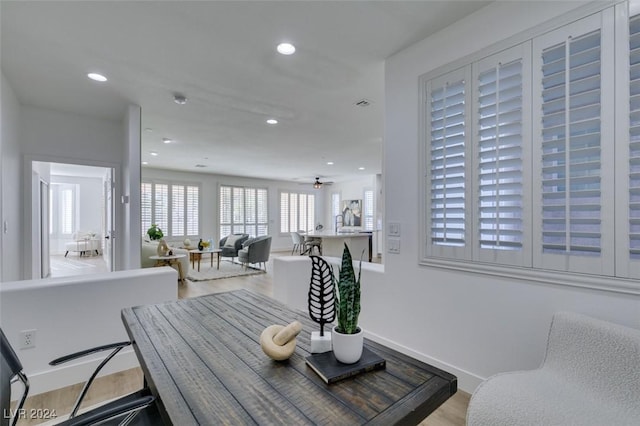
[308,256,336,337]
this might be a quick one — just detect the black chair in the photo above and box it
[1,328,160,426]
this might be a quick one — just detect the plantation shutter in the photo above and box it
[171,185,185,236]
[232,187,244,234]
[245,188,257,237]
[426,67,471,258]
[290,193,298,232]
[473,43,531,266]
[364,190,374,231]
[186,186,199,236]
[280,192,290,233]
[154,184,169,232]
[141,183,152,235]
[533,13,614,275]
[332,193,340,231]
[257,189,268,236]
[220,186,232,237]
[299,194,308,232]
[307,194,315,232]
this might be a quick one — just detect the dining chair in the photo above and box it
[290,232,304,255]
[1,328,160,426]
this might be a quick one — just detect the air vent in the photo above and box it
[354,99,372,107]
[195,164,207,168]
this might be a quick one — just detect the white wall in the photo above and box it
[384,1,640,393]
[19,105,130,278]
[142,167,327,252]
[0,267,178,395]
[1,72,22,282]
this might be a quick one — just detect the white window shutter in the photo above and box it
[171,185,185,237]
[473,42,532,266]
[141,183,152,235]
[154,184,169,233]
[425,66,472,259]
[186,186,199,236]
[533,12,614,275]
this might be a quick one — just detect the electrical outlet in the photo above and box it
[20,329,36,349]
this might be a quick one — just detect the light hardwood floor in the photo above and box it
[16,252,470,425]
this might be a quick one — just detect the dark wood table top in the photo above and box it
[121,289,457,425]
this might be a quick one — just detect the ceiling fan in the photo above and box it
[301,176,334,189]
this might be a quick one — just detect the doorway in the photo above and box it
[33,161,115,278]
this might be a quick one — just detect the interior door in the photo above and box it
[103,168,115,271]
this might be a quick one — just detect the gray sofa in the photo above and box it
[219,234,249,260]
[238,235,272,270]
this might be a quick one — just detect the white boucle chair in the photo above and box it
[466,311,640,426]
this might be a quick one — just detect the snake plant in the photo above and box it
[335,243,363,335]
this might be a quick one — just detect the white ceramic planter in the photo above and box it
[332,326,363,364]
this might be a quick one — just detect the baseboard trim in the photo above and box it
[24,349,139,396]
[363,330,484,394]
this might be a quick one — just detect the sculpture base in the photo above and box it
[310,331,332,353]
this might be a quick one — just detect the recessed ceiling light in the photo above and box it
[358,167,365,170]
[144,127,153,132]
[163,138,172,144]
[142,161,149,165]
[173,93,187,105]
[277,43,296,55]
[87,72,107,82]
[150,151,158,156]
[327,161,334,165]
[266,119,278,124]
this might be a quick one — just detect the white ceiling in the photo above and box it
[2,1,490,183]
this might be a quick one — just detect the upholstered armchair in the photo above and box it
[238,236,272,271]
[219,234,249,260]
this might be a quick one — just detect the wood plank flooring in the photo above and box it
[14,252,470,425]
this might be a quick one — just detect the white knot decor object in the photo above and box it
[260,321,302,361]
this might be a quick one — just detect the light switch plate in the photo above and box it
[388,222,400,236]
[388,237,400,254]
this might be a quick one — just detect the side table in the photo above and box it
[149,254,186,285]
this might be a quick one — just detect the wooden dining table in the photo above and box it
[121,290,457,425]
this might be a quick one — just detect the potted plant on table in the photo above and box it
[147,224,164,241]
[332,243,364,364]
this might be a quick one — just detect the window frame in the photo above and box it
[279,190,316,235]
[418,3,640,295]
[141,180,201,239]
[219,185,269,238]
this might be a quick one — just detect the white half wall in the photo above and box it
[380,0,640,393]
[0,267,178,395]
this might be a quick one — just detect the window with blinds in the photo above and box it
[429,75,467,247]
[141,183,152,234]
[331,193,341,231]
[49,183,78,238]
[419,5,636,286]
[219,185,268,238]
[141,181,200,237]
[540,29,602,259]
[477,59,524,251]
[363,190,374,231]
[280,191,315,233]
